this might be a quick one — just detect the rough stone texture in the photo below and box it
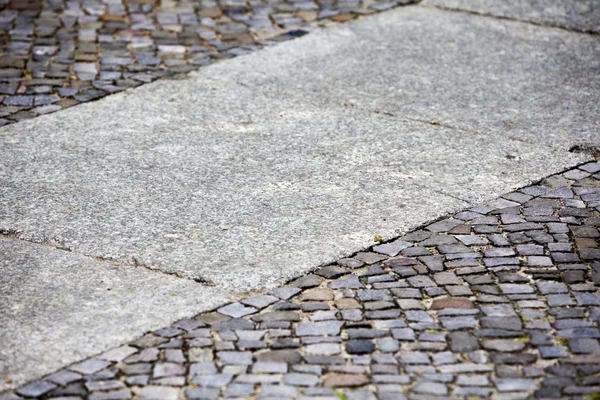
[0,0,419,125]
[201,6,599,189]
[0,47,590,293]
[0,2,598,395]
[0,237,230,391]
[3,165,600,399]
[423,0,600,33]
[2,67,586,294]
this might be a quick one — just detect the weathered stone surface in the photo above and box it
[217,351,253,365]
[15,381,56,398]
[0,0,420,125]
[357,290,392,302]
[242,295,279,309]
[574,293,600,306]
[431,297,474,310]
[345,341,375,354]
[256,350,302,364]
[291,275,322,289]
[433,271,461,285]
[1,77,487,301]
[482,339,526,352]
[270,286,303,300]
[315,266,348,279]
[1,2,599,395]
[330,274,364,289]
[323,373,370,387]
[283,373,318,386]
[296,321,344,336]
[299,289,334,302]
[99,346,138,362]
[305,343,341,356]
[218,302,258,318]
[153,362,186,378]
[252,311,301,322]
[0,237,229,390]
[204,7,594,204]
[449,332,480,352]
[373,240,412,256]
[5,167,600,399]
[413,381,448,395]
[423,0,600,32]
[138,386,179,400]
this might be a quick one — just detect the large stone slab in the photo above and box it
[0,76,587,293]
[423,0,600,33]
[0,237,230,390]
[200,6,600,149]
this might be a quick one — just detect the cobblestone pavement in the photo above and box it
[0,0,414,126]
[2,161,599,399]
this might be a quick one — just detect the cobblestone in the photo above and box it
[3,162,600,398]
[0,0,418,125]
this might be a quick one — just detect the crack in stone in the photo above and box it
[421,3,600,36]
[5,160,600,399]
[0,229,215,286]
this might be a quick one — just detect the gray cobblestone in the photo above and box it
[5,167,600,399]
[0,0,418,125]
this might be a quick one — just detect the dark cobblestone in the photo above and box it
[0,0,418,125]
[3,162,600,399]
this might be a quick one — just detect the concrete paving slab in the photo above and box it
[0,237,230,391]
[199,6,600,149]
[423,0,600,33]
[0,76,587,294]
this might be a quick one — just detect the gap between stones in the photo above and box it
[4,159,600,398]
[0,229,216,286]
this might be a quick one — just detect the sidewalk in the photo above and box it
[1,0,599,398]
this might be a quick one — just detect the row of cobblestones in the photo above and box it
[0,0,415,125]
[2,161,600,399]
